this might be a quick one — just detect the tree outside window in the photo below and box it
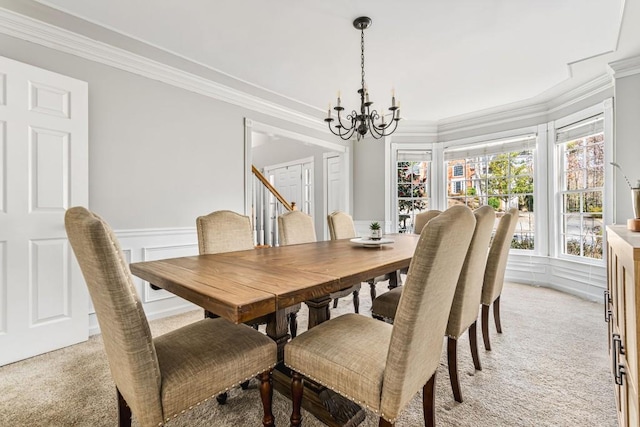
[445,148,535,250]
[559,132,604,259]
[396,161,429,233]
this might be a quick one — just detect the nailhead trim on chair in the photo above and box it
[284,362,397,424]
[162,363,277,424]
[371,312,395,324]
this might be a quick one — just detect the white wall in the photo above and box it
[353,138,386,221]
[0,33,336,229]
[613,73,640,223]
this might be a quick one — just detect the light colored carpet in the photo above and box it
[0,281,616,426]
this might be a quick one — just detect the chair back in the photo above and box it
[278,211,316,245]
[413,210,441,234]
[446,206,495,338]
[65,207,163,426]
[196,210,254,254]
[380,205,475,417]
[481,208,519,306]
[327,211,357,240]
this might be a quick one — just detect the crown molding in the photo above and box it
[607,55,640,78]
[546,74,613,113]
[0,7,328,133]
[437,103,547,136]
[394,120,438,137]
[437,73,613,136]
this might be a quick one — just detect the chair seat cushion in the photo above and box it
[154,317,276,420]
[285,313,392,414]
[371,287,403,322]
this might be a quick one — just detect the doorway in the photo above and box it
[244,119,350,240]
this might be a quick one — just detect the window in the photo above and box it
[444,135,536,250]
[395,150,431,233]
[556,115,604,260]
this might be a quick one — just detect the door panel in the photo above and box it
[0,55,88,366]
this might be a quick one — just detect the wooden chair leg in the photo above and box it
[117,388,132,427]
[216,392,228,404]
[379,417,394,426]
[469,321,482,371]
[333,298,339,308]
[291,370,304,427]
[259,370,275,427]
[289,312,298,339]
[369,280,377,301]
[494,295,502,333]
[447,337,462,403]
[481,304,491,351]
[241,380,250,390]
[353,289,360,313]
[423,372,436,427]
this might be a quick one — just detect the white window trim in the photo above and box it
[441,125,541,255]
[549,99,613,265]
[387,142,435,233]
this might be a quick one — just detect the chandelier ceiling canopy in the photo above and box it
[324,17,401,141]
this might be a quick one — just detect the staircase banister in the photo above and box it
[251,165,294,212]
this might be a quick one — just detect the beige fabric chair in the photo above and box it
[197,210,300,339]
[445,206,495,402]
[413,210,442,235]
[481,207,519,351]
[278,210,317,246]
[371,210,443,321]
[65,207,276,427]
[325,211,368,312]
[285,205,476,427]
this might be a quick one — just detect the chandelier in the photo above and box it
[325,16,401,141]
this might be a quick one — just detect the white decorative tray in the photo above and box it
[349,237,395,247]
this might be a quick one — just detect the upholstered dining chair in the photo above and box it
[326,210,377,312]
[481,207,519,351]
[65,207,276,427]
[280,210,362,313]
[285,205,476,427]
[413,210,442,235]
[370,206,495,403]
[371,210,443,322]
[196,210,300,339]
[444,206,494,403]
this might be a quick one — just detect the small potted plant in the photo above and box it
[369,221,382,240]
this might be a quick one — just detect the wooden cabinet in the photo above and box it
[607,226,640,427]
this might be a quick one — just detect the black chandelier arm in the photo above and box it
[366,111,400,139]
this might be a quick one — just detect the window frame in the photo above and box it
[550,100,614,265]
[441,126,541,255]
[389,143,435,233]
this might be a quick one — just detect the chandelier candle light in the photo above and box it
[325,17,401,140]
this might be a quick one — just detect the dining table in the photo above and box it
[130,232,420,427]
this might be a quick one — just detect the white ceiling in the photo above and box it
[32,0,639,122]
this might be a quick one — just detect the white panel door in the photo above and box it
[0,56,88,366]
[327,155,344,215]
[274,164,302,211]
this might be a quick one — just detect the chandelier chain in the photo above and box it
[360,27,365,91]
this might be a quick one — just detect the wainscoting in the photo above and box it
[89,227,199,335]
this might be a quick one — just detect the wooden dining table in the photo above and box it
[130,233,420,427]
